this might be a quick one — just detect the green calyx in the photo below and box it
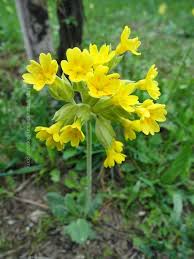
[48,76,74,102]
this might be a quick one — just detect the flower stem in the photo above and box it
[86,121,92,215]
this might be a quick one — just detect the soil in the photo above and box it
[0,179,142,259]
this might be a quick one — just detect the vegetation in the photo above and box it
[0,0,194,257]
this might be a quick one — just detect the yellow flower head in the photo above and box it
[192,8,194,16]
[24,25,167,169]
[60,120,85,147]
[22,53,58,91]
[136,99,167,135]
[136,65,160,100]
[86,65,120,98]
[122,119,141,140]
[158,3,167,15]
[116,26,141,56]
[104,140,126,168]
[112,83,139,112]
[89,44,115,66]
[35,122,64,151]
[61,47,93,82]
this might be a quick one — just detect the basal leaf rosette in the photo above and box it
[22,25,167,169]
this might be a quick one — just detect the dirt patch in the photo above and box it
[0,182,141,259]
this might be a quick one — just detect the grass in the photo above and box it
[0,0,194,257]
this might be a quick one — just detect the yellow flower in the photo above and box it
[104,140,126,168]
[86,65,120,98]
[35,122,64,151]
[192,8,194,16]
[136,99,167,135]
[158,3,167,15]
[60,120,85,147]
[89,44,115,66]
[136,65,160,100]
[122,119,141,140]
[116,26,141,55]
[22,53,58,91]
[61,47,93,82]
[112,83,139,112]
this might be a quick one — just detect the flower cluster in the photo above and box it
[23,26,167,168]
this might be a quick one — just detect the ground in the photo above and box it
[0,181,139,259]
[0,0,194,258]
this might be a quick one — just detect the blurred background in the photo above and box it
[0,0,194,258]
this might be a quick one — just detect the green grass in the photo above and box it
[0,0,194,257]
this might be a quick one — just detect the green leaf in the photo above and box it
[64,171,79,189]
[50,169,60,183]
[0,187,10,197]
[127,181,141,206]
[188,195,194,206]
[161,144,192,184]
[75,160,86,171]
[87,193,103,216]
[47,192,67,221]
[0,165,42,177]
[64,218,95,244]
[133,237,153,257]
[121,163,135,173]
[171,192,183,224]
[63,148,78,160]
[64,193,80,216]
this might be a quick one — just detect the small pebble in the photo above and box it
[7,219,15,225]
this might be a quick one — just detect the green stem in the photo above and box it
[86,121,92,215]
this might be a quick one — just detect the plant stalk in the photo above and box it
[86,121,92,215]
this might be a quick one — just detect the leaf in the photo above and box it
[75,160,86,171]
[0,165,42,177]
[63,149,78,160]
[188,195,194,206]
[47,192,67,221]
[0,187,10,197]
[16,141,45,164]
[64,193,80,216]
[64,218,95,244]
[87,193,103,215]
[50,169,60,183]
[133,237,153,257]
[127,181,141,206]
[64,171,79,190]
[121,163,135,173]
[161,144,192,184]
[171,192,183,224]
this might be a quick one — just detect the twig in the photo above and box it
[15,174,35,193]
[0,244,27,258]
[13,196,48,210]
[98,164,106,190]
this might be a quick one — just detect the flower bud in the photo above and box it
[53,103,78,124]
[48,76,74,102]
[95,116,115,148]
[92,97,112,113]
[76,103,91,123]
